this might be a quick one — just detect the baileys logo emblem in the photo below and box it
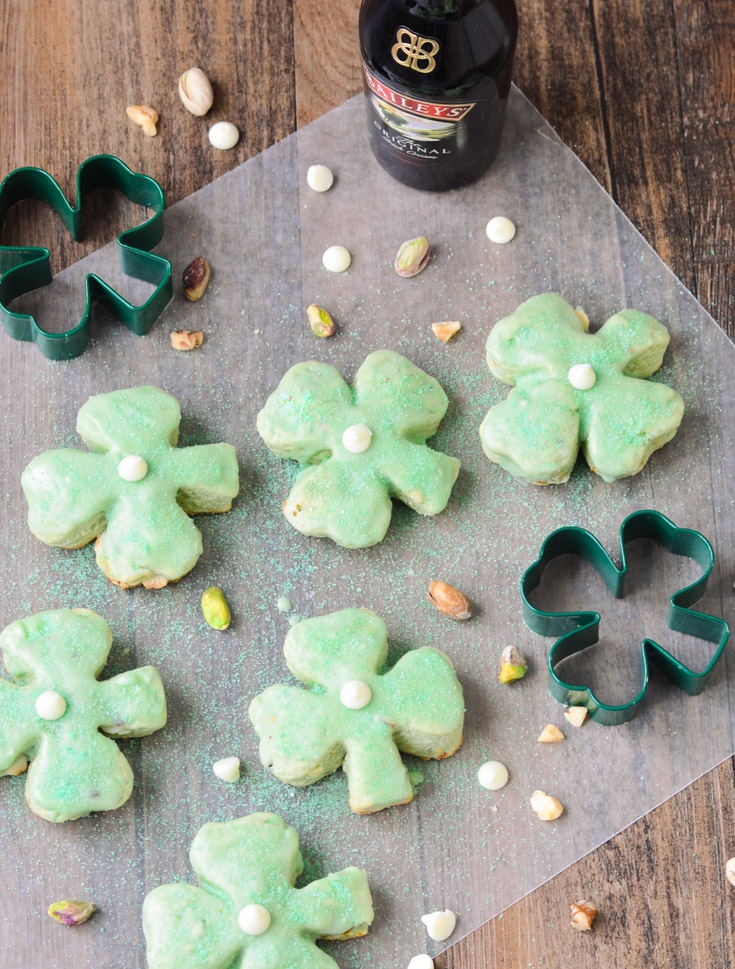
[391,27,440,73]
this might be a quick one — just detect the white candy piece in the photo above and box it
[212,757,241,783]
[238,904,271,935]
[477,760,509,791]
[208,121,240,151]
[342,423,372,454]
[421,909,457,942]
[322,245,351,273]
[340,680,372,710]
[408,956,435,969]
[118,454,148,482]
[307,164,334,192]
[486,216,516,244]
[568,362,597,390]
[35,691,67,721]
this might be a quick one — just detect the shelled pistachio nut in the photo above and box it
[183,257,210,301]
[306,304,335,338]
[201,587,231,630]
[394,236,430,278]
[48,900,96,927]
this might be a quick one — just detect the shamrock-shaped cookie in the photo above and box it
[143,812,373,969]
[479,294,684,484]
[22,386,239,588]
[257,350,460,548]
[0,608,166,822]
[249,608,464,813]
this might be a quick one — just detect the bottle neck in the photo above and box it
[407,0,464,19]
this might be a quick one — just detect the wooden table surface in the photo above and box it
[2,0,735,965]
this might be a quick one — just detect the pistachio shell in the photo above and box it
[178,67,214,117]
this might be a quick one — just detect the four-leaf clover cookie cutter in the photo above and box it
[249,607,465,813]
[0,155,172,360]
[143,812,374,969]
[521,509,729,725]
[0,608,166,822]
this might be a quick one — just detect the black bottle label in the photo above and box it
[363,63,476,164]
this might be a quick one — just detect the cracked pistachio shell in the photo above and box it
[498,645,527,683]
[201,587,231,630]
[394,236,430,278]
[178,67,214,116]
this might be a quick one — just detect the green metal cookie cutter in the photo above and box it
[0,154,172,360]
[521,509,729,725]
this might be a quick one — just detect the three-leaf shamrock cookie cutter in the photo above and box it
[521,509,729,725]
[0,155,172,360]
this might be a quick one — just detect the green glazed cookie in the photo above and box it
[143,812,373,969]
[479,294,684,484]
[256,349,460,548]
[0,608,166,822]
[249,608,465,814]
[22,386,239,588]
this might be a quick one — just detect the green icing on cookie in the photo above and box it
[0,608,166,822]
[256,350,460,548]
[249,608,465,814]
[143,812,373,969]
[479,294,685,484]
[22,386,239,588]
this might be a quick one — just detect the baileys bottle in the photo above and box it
[359,0,518,191]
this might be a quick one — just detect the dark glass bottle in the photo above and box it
[359,0,518,191]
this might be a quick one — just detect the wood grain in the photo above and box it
[2,0,735,966]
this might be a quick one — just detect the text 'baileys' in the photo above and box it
[359,0,518,191]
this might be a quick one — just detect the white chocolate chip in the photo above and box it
[477,760,509,791]
[408,956,435,969]
[530,789,564,820]
[485,216,516,244]
[307,164,334,192]
[35,691,67,721]
[118,455,148,482]
[208,121,240,150]
[726,858,735,887]
[322,245,351,273]
[342,423,372,454]
[340,680,372,710]
[568,363,597,390]
[212,757,241,783]
[421,909,457,942]
[238,904,271,935]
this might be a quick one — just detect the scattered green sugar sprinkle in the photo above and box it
[1,91,733,969]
